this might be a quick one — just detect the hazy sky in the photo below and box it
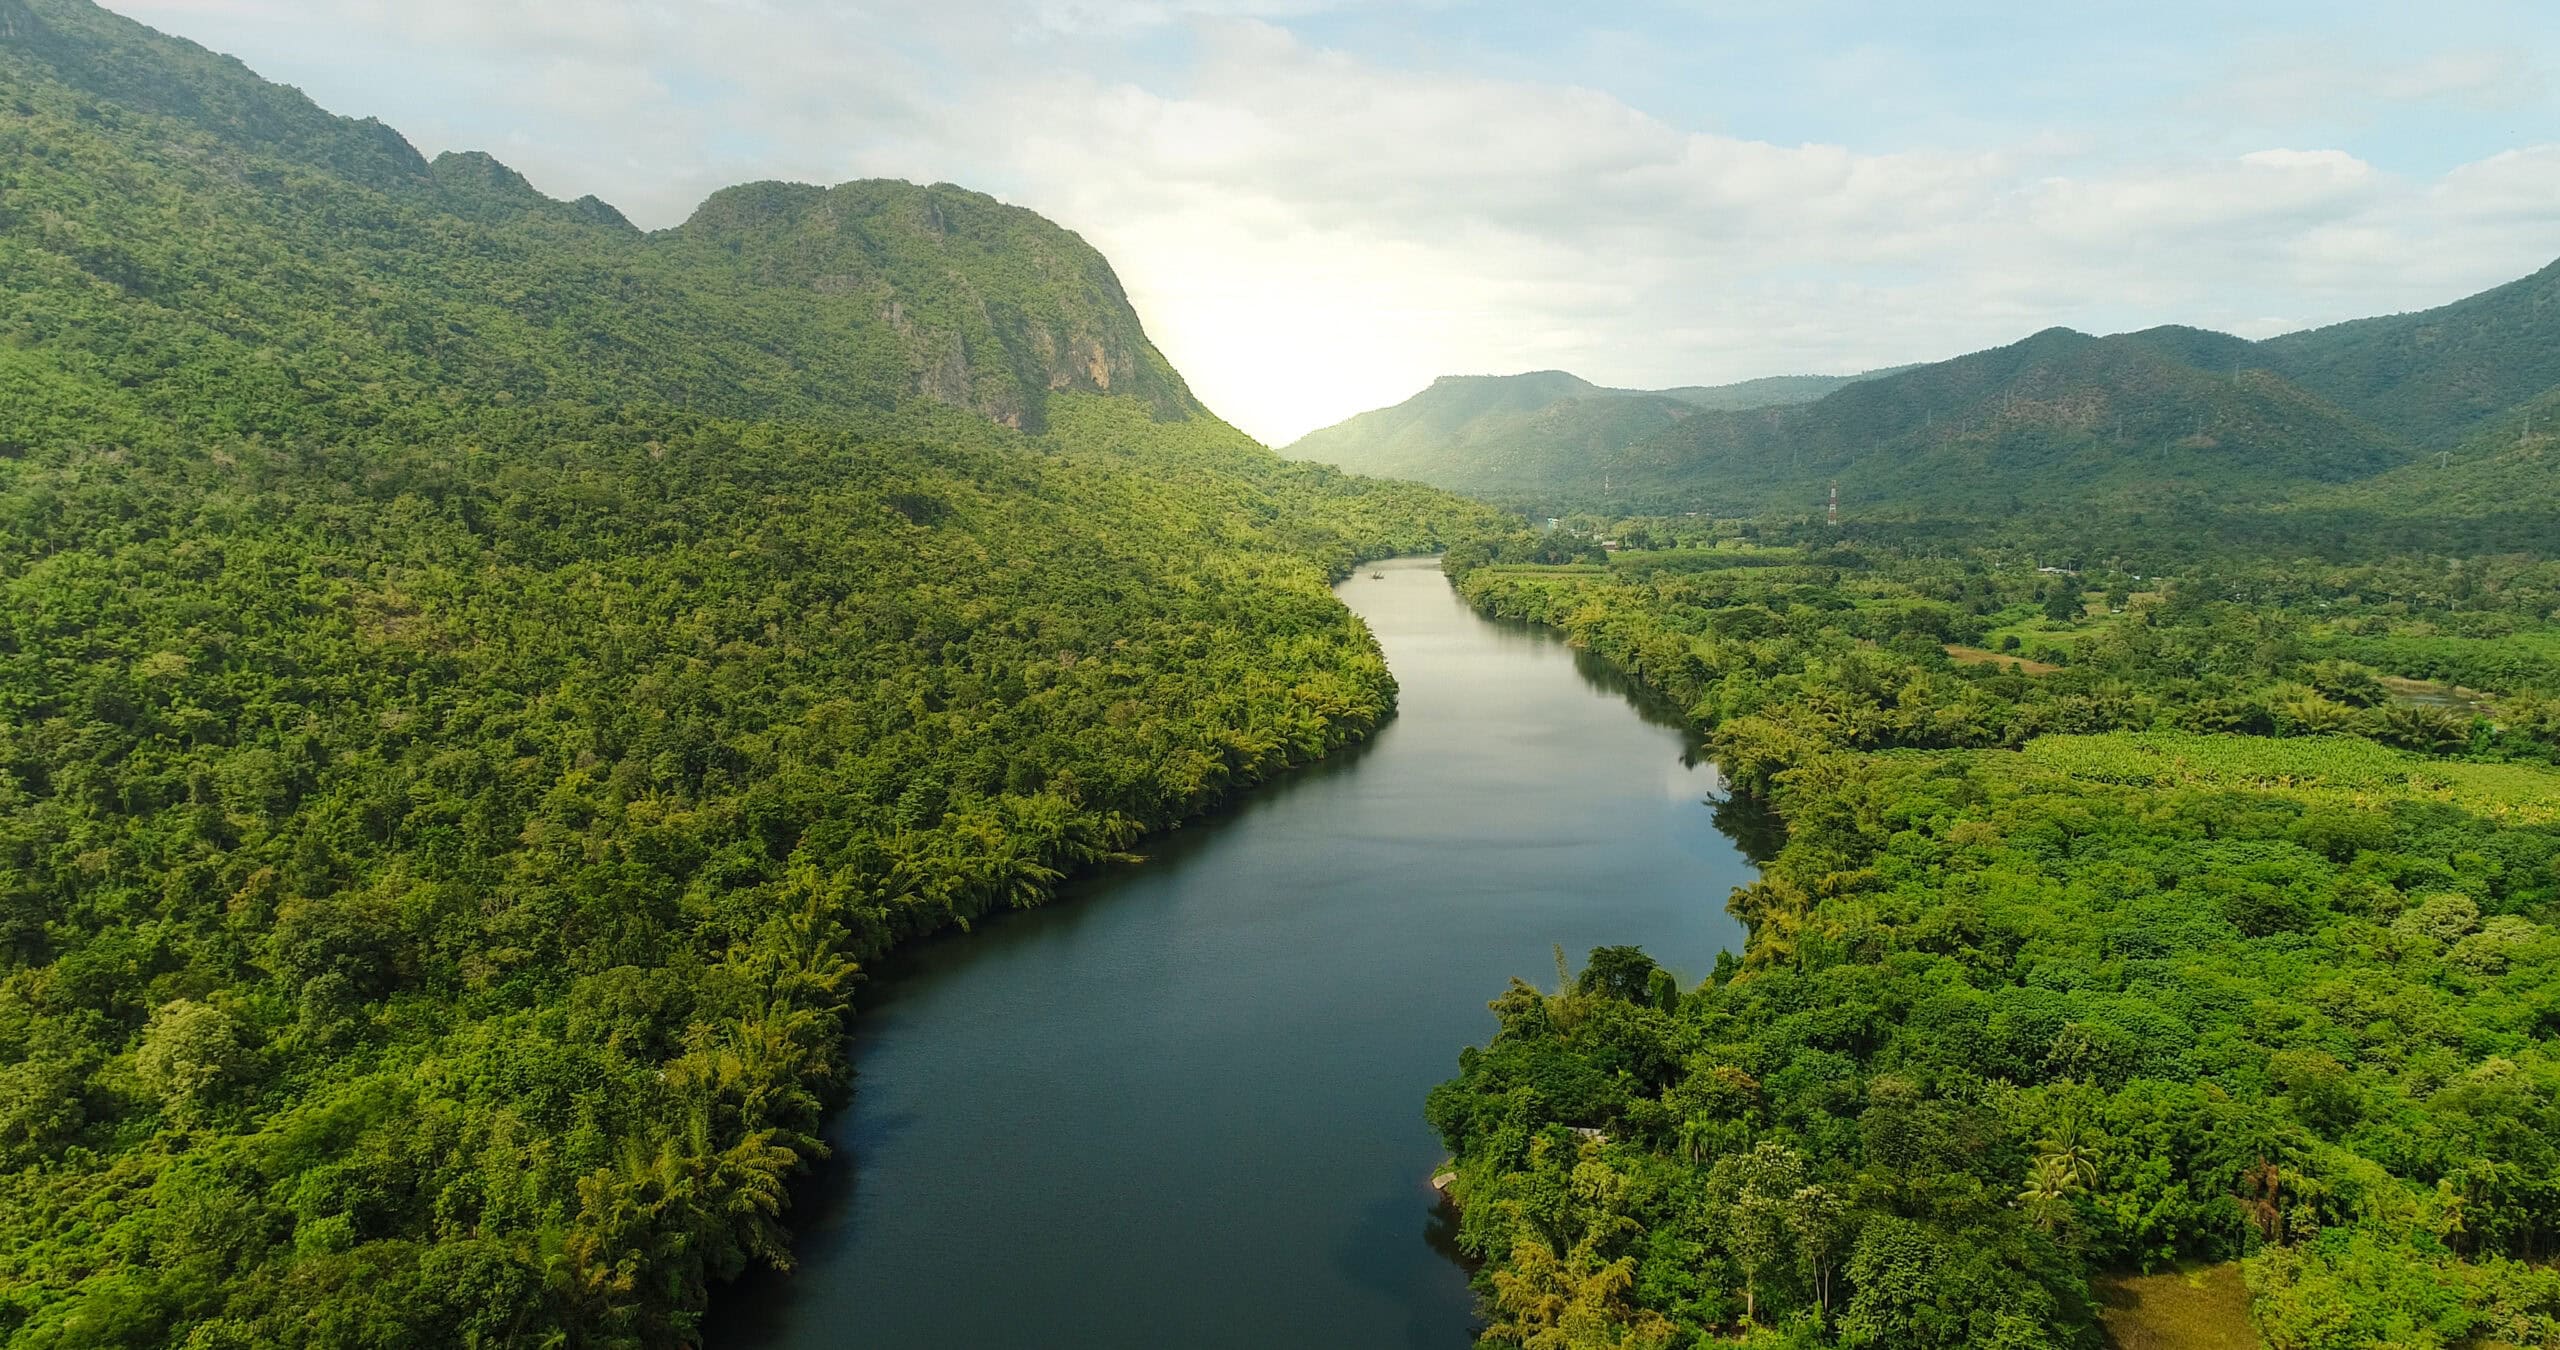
[108,1,2560,444]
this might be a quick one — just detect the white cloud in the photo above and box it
[2193,40,2548,127]
[1028,0,1353,31]
[100,1,2560,443]
[2434,146,2560,221]
[2376,48,2543,105]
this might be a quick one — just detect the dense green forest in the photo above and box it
[1290,260,2560,524]
[11,1,2560,1348]
[0,2,1502,1345]
[1428,534,2560,1348]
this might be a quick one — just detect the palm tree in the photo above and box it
[2017,1155,2077,1232]
[2038,1116,2100,1193]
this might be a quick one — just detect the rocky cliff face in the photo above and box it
[671,179,1203,431]
[6,0,1205,437]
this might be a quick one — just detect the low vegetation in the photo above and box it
[2093,1264,2255,1350]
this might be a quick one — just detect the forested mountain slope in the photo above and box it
[1608,326,2414,517]
[0,0,1199,439]
[2260,255,2560,448]
[1284,367,1885,491]
[0,3,1502,1346]
[1299,261,2560,520]
[2267,387,2560,549]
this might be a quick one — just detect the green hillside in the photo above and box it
[0,3,1502,1346]
[2273,388,2560,547]
[1296,261,2560,523]
[1515,327,2410,516]
[2260,256,2560,448]
[1284,367,1883,493]
[0,2,1204,441]
[1656,371,1908,410]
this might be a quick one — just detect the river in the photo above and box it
[709,556,1759,1349]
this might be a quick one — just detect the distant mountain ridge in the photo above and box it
[1284,366,1894,493]
[1292,260,2560,520]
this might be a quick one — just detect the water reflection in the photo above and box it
[711,557,1758,1350]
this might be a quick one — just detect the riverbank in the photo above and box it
[710,557,1757,1348]
[1424,538,2560,1347]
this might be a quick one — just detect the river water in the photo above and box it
[711,556,1758,1349]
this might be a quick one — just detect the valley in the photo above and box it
[1,2,2555,1349]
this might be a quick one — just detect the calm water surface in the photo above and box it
[712,556,1757,1349]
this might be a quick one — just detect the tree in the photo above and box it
[1839,1217,1953,1348]
[1720,1141,1806,1324]
[1576,946,1661,1004]
[1484,1239,1676,1350]
[1787,1183,1852,1322]
[2038,1111,2100,1192]
[134,1000,247,1126]
[2016,1155,2077,1232]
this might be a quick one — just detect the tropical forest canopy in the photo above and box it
[1428,528,2560,1348]
[0,1,1501,1344]
[7,0,2560,1348]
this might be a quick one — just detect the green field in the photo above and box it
[2013,731,2560,823]
[2096,1264,2259,1350]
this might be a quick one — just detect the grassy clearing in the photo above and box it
[1981,602,2105,654]
[2095,1263,2258,1350]
[2013,731,2560,824]
[1474,563,1609,577]
[1945,643,2061,675]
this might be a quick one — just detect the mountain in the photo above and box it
[1295,261,2560,519]
[0,3,1501,1346]
[1604,325,2415,517]
[0,0,1203,441]
[1284,367,1887,492]
[658,176,1205,428]
[2276,386,2560,545]
[2260,256,2560,448]
[1654,371,1907,410]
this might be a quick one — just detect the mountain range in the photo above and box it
[1283,367,1894,498]
[1288,261,2560,524]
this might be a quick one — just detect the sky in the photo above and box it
[105,0,2560,445]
